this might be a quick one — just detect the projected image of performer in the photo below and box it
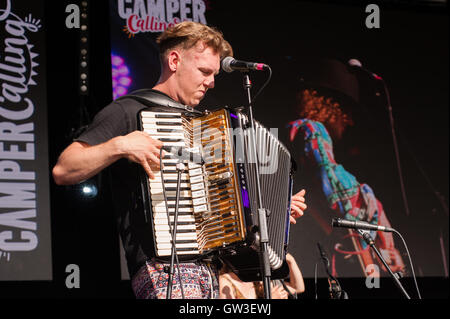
[287,59,405,278]
[52,21,306,299]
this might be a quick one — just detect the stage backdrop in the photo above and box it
[0,0,52,280]
[108,0,448,279]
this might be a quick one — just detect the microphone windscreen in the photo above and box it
[221,56,234,73]
[348,58,362,67]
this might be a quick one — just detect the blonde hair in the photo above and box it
[156,21,233,60]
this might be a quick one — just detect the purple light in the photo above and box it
[119,76,132,86]
[241,189,250,208]
[118,66,129,76]
[111,53,132,99]
[116,86,127,95]
[111,55,124,66]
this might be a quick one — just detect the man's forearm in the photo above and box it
[52,137,124,185]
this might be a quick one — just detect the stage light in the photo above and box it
[79,181,98,198]
[111,53,132,99]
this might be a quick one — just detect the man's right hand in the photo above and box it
[116,131,164,179]
[53,131,165,185]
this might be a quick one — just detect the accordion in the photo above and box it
[139,107,294,280]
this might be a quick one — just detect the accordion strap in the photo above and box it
[116,89,202,115]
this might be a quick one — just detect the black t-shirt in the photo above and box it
[75,90,176,278]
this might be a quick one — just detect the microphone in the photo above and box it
[221,56,268,73]
[331,218,395,232]
[348,58,383,80]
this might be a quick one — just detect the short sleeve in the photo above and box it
[75,101,130,146]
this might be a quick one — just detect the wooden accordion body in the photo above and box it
[139,107,294,281]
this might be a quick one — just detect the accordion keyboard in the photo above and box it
[140,109,246,258]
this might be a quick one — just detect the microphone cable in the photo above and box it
[393,229,422,299]
[252,65,272,104]
[314,261,319,299]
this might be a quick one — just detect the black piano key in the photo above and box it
[163,179,189,183]
[173,247,199,252]
[158,138,184,142]
[165,196,191,201]
[164,187,191,191]
[157,128,179,133]
[155,114,181,119]
[155,121,182,126]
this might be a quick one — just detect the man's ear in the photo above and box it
[167,50,181,72]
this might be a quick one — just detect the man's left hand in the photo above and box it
[290,189,307,224]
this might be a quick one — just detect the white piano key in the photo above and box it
[154,224,196,232]
[155,232,197,241]
[157,249,199,256]
[153,219,195,226]
[150,189,192,196]
[151,173,190,181]
[157,242,198,249]
[154,211,195,220]
[160,158,184,164]
[149,182,191,189]
[143,124,183,130]
[152,200,193,207]
[153,206,194,214]
[159,141,186,147]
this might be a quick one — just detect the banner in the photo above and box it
[0,0,52,280]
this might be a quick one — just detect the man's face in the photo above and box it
[174,42,220,107]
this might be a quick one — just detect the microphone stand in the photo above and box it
[357,229,411,299]
[317,243,348,299]
[380,79,411,217]
[242,73,272,299]
[166,162,185,299]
